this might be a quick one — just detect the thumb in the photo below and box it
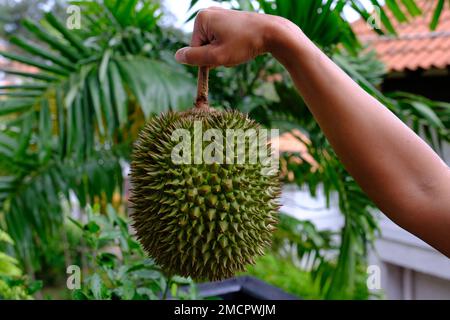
[175,45,220,66]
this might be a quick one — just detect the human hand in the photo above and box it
[175,7,295,67]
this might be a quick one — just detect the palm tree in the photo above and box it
[0,0,195,275]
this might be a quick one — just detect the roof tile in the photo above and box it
[353,0,450,72]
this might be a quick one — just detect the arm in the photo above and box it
[175,8,450,257]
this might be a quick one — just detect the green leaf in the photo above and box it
[0,252,22,277]
[84,221,100,233]
[188,0,200,10]
[0,99,34,116]
[87,74,106,136]
[0,132,18,152]
[27,280,44,295]
[410,101,444,129]
[116,0,139,26]
[10,36,76,71]
[38,100,52,162]
[44,12,90,56]
[96,252,117,268]
[90,274,104,299]
[386,0,408,22]
[185,9,199,23]
[0,84,47,90]
[10,112,32,158]
[430,0,445,30]
[108,61,127,127]
[0,229,14,245]
[22,19,80,62]
[72,290,89,300]
[375,1,397,34]
[98,64,116,137]
[0,91,42,98]
[55,87,66,157]
[74,94,86,160]
[64,65,92,109]
[0,50,69,75]
[99,49,112,84]
[82,85,94,157]
[68,217,84,230]
[65,92,74,155]
[116,57,195,117]
[400,0,422,16]
[0,69,57,82]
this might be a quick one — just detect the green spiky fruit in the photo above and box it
[130,108,280,280]
[130,108,280,281]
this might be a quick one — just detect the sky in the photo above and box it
[164,0,379,31]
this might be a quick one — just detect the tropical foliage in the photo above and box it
[0,0,448,299]
[0,228,41,299]
[0,0,194,272]
[71,205,197,300]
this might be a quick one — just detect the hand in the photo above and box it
[175,7,292,67]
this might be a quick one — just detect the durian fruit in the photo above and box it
[130,67,280,281]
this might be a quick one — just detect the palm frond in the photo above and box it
[0,0,195,270]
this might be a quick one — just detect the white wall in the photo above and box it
[369,214,450,299]
[280,184,343,231]
[280,180,450,300]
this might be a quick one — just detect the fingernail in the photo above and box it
[175,47,188,63]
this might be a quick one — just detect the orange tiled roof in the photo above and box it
[352,0,450,72]
[274,130,318,166]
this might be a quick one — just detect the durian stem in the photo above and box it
[195,66,209,109]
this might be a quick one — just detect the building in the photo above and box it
[352,0,450,102]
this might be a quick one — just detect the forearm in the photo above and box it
[267,19,450,255]
[176,8,450,256]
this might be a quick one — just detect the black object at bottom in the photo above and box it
[194,276,299,300]
[1,300,448,319]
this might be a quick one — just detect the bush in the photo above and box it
[70,205,198,300]
[244,254,321,299]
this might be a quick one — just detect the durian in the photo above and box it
[130,67,280,281]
